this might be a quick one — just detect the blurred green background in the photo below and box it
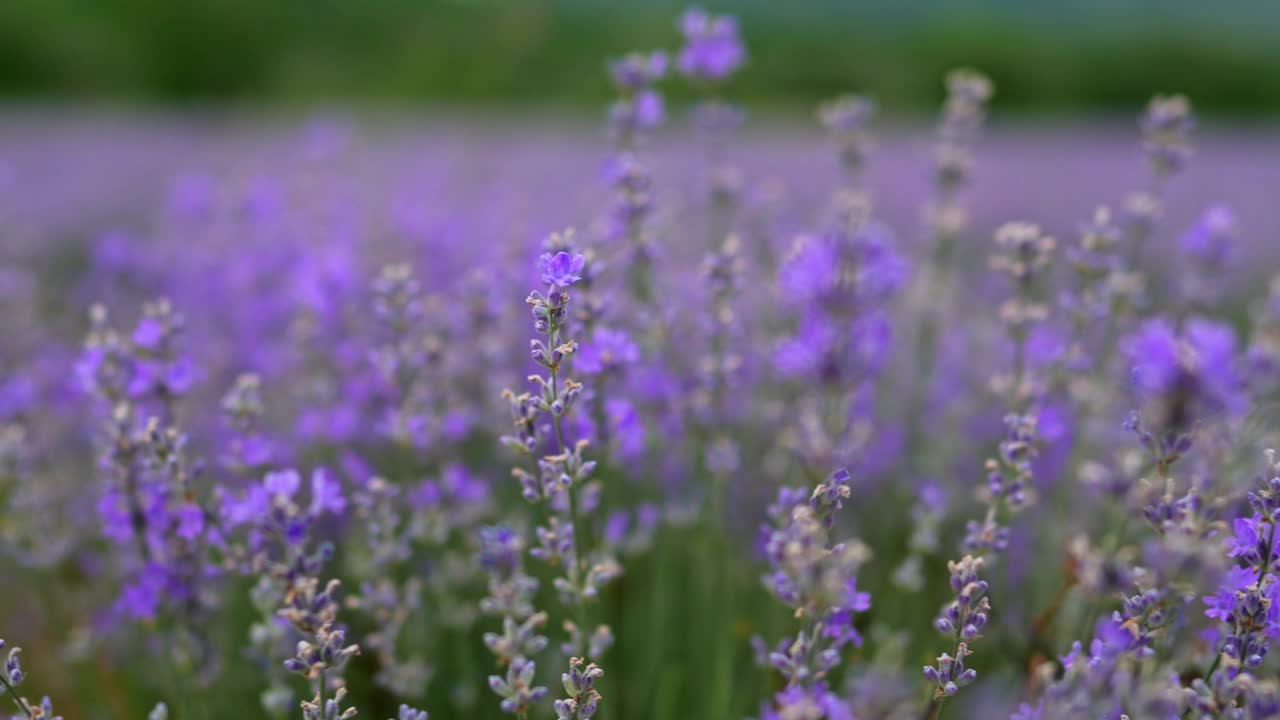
[2,0,1279,114]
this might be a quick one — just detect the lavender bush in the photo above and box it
[1,7,1280,720]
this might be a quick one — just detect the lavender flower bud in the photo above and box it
[1141,94,1194,178]
[301,686,358,720]
[395,706,428,720]
[554,657,603,720]
[489,656,548,716]
[818,94,876,178]
[4,642,22,686]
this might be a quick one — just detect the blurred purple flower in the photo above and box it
[538,252,586,289]
[676,7,745,82]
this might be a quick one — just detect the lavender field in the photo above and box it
[3,8,1280,720]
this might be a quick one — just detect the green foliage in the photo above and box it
[1,0,1278,112]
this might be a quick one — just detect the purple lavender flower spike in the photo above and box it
[553,657,603,720]
[926,406,1039,712]
[608,51,667,137]
[491,230,623,718]
[604,49,665,302]
[675,7,747,250]
[756,467,870,717]
[676,7,745,83]
[8,9,1280,720]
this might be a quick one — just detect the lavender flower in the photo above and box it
[932,69,993,212]
[575,329,639,377]
[1196,457,1280,707]
[1123,316,1247,434]
[392,706,427,720]
[300,686,357,720]
[776,193,908,472]
[490,234,621,718]
[489,656,548,718]
[756,468,869,718]
[1059,206,1124,375]
[1179,204,1236,310]
[905,69,994,487]
[989,222,1055,405]
[6,10,1280,720]
[676,7,747,249]
[3,642,21,688]
[0,639,57,720]
[604,157,658,300]
[604,49,665,302]
[924,642,977,699]
[79,299,199,411]
[476,520,545,712]
[479,523,550,672]
[218,464,349,712]
[818,94,876,186]
[926,415,1039,711]
[280,576,365,720]
[1124,94,1194,271]
[220,373,275,475]
[1022,450,1248,719]
[757,682,852,720]
[346,465,468,699]
[696,233,747,470]
[676,7,745,83]
[1141,94,1195,179]
[540,251,587,290]
[553,658,603,720]
[607,51,666,143]
[370,263,435,446]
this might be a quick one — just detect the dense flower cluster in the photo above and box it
[756,468,869,720]
[1,7,1277,720]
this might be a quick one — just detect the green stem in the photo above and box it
[708,470,734,716]
[920,695,941,720]
[551,323,590,657]
[592,378,611,458]
[565,460,590,656]
[625,219,652,305]
[905,212,958,480]
[0,674,34,720]
[1203,642,1226,686]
